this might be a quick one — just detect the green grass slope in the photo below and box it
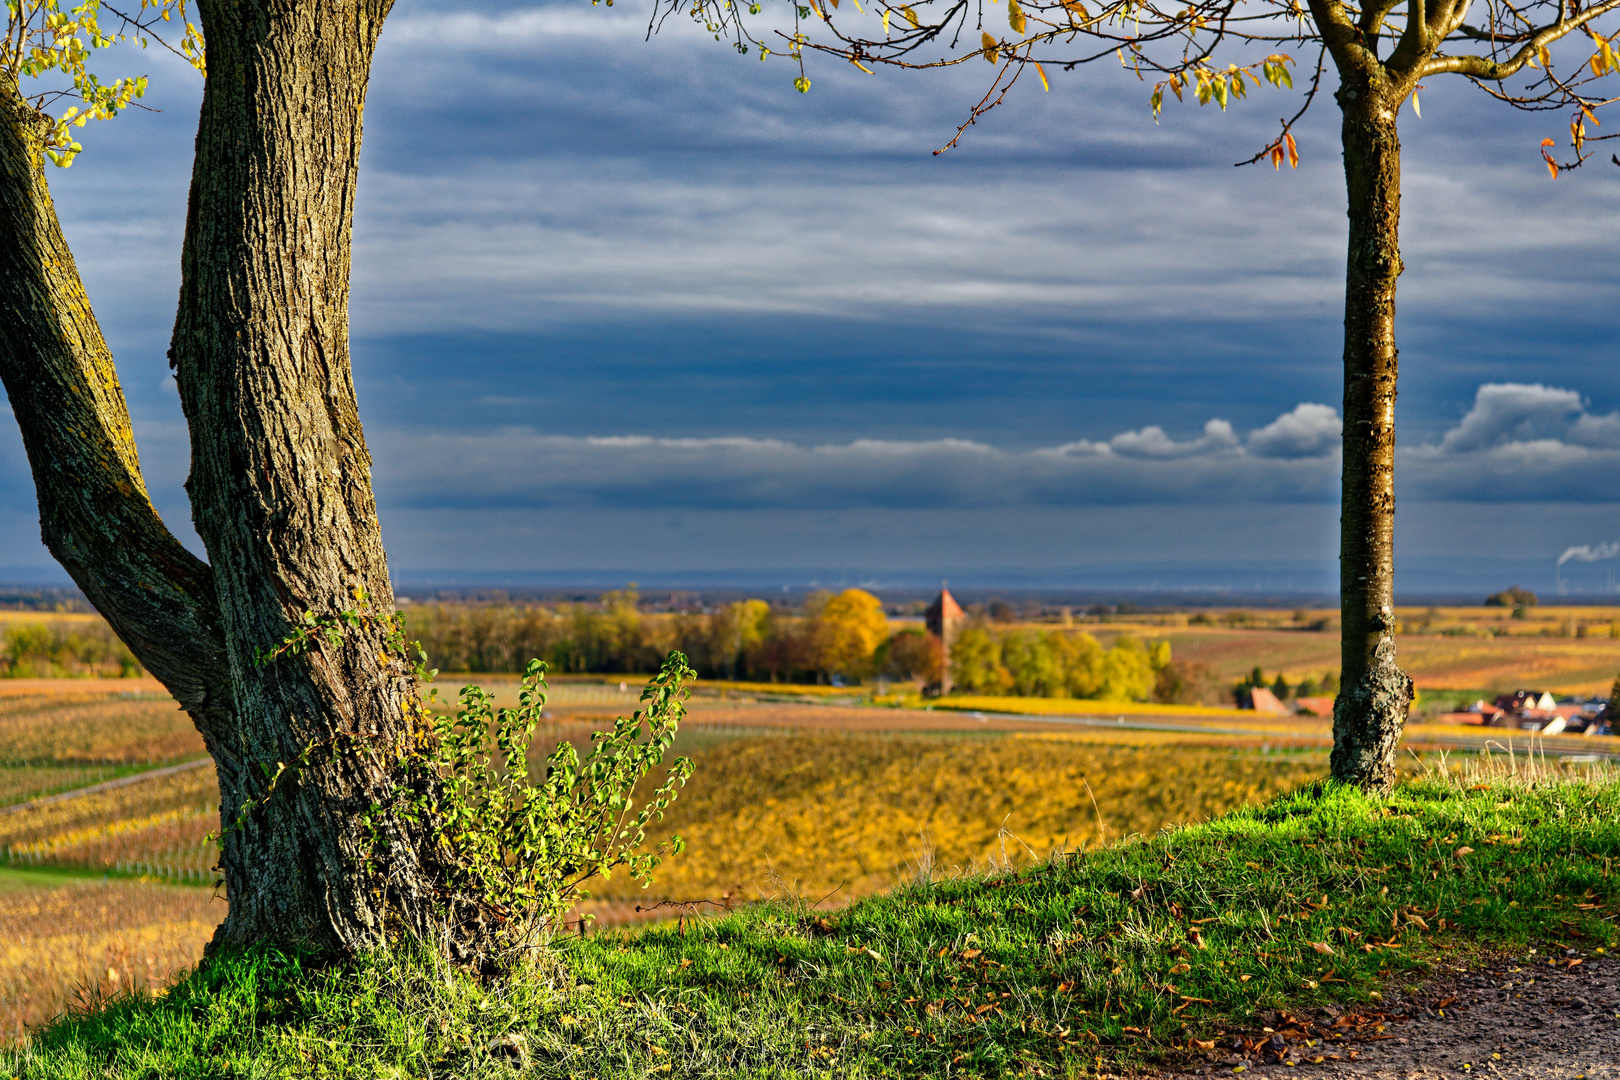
[8,772,1618,1079]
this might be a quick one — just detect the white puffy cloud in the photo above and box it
[368,382,1620,512]
[1570,411,1620,449]
[1438,383,1585,452]
[374,405,1337,510]
[1403,382,1620,502]
[1248,403,1341,459]
[1109,419,1239,459]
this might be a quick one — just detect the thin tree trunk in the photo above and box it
[163,0,470,955]
[0,75,245,844]
[1330,77,1414,793]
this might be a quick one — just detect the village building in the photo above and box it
[1245,686,1289,714]
[1437,691,1611,735]
[924,586,964,694]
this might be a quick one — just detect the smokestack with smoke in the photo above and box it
[1557,542,1620,567]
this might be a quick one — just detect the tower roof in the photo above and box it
[924,587,964,637]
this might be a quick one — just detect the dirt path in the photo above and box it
[0,756,211,817]
[1165,953,1620,1079]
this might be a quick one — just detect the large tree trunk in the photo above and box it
[4,2,473,957]
[0,75,245,855]
[1330,76,1415,793]
[167,0,463,954]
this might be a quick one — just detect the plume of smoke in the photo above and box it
[1556,542,1620,567]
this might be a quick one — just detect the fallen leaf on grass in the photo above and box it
[1311,942,1335,955]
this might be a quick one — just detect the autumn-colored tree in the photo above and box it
[666,0,1618,792]
[876,625,943,683]
[716,598,772,678]
[949,625,1012,692]
[949,626,1166,700]
[812,587,890,680]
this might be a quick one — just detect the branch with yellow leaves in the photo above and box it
[662,0,1618,168]
[3,0,204,165]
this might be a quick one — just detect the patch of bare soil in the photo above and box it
[1162,952,1620,1079]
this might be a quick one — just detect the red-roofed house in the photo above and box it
[1247,687,1289,714]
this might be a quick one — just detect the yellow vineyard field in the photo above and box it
[0,670,1590,1038]
[0,693,204,767]
[0,768,218,883]
[0,873,219,1042]
[583,731,1325,915]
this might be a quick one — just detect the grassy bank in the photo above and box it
[8,768,1618,1078]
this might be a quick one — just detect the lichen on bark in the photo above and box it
[1330,636,1413,793]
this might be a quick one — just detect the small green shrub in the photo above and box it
[258,596,697,956]
[421,652,696,946]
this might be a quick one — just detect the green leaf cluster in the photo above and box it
[251,594,698,955]
[4,0,204,166]
[412,652,697,946]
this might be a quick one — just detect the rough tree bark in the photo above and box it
[0,69,242,799]
[2,2,472,956]
[1325,43,1416,794]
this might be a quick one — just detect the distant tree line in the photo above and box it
[0,621,142,678]
[403,588,1216,704]
[402,588,940,686]
[948,627,1173,703]
[1233,666,1340,703]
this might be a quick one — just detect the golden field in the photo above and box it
[580,730,1328,921]
[0,692,205,768]
[0,871,219,1042]
[0,657,1602,1040]
[0,767,218,883]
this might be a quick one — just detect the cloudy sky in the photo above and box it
[3,0,1618,595]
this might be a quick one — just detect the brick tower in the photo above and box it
[924,585,964,693]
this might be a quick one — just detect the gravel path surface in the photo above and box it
[1163,952,1620,1079]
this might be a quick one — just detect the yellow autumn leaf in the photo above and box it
[1008,0,1026,34]
[981,31,998,62]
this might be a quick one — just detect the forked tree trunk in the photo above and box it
[2,3,474,957]
[168,0,464,954]
[1330,74,1415,793]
